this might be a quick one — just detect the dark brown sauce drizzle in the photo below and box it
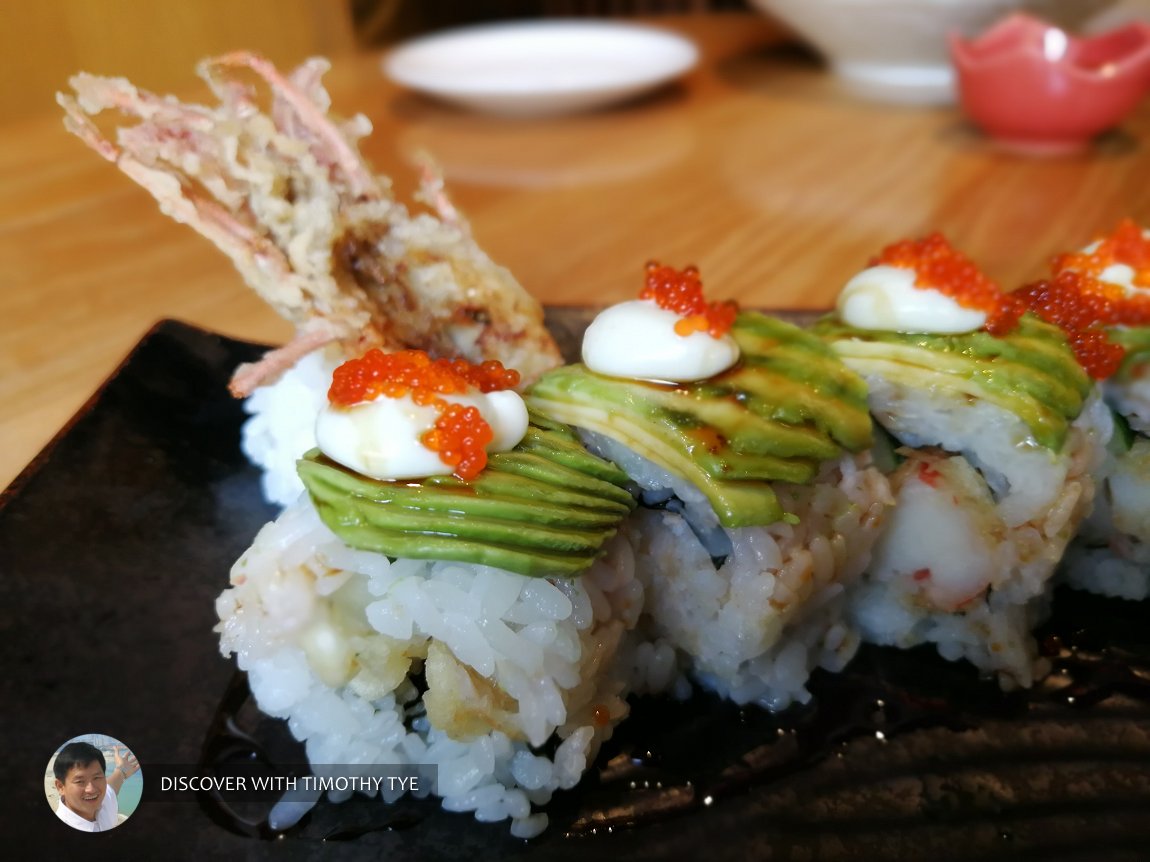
[196,670,428,841]
[195,670,298,839]
[198,587,1150,846]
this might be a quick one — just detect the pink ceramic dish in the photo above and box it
[950,13,1150,154]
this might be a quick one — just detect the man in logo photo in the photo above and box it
[52,741,140,832]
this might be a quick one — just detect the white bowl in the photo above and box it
[748,0,1116,104]
[384,20,699,118]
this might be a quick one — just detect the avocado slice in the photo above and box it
[813,313,1091,452]
[527,311,874,528]
[1109,408,1136,455]
[1111,327,1150,383]
[297,415,637,578]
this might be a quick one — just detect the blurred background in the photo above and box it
[0,1,740,120]
[6,0,1148,121]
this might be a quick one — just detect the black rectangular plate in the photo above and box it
[3,313,1150,861]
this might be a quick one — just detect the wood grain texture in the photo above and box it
[4,12,1150,489]
[0,0,355,121]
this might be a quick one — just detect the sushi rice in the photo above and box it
[215,492,668,838]
[1062,372,1150,600]
[240,348,341,508]
[583,430,892,710]
[846,379,1112,687]
[1027,223,1150,602]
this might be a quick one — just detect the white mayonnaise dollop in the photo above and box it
[315,390,528,481]
[1076,238,1149,296]
[581,299,739,382]
[837,265,987,334]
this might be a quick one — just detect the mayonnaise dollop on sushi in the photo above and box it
[1075,237,1150,296]
[315,390,528,481]
[1097,263,1141,294]
[837,265,987,334]
[582,299,739,382]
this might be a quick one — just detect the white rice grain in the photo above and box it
[215,496,648,837]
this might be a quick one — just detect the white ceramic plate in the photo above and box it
[383,20,699,117]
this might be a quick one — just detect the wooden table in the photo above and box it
[5,12,1150,491]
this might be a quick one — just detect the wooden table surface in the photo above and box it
[5,12,1150,491]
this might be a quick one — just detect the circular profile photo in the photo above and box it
[45,734,142,832]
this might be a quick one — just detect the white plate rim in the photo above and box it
[383,19,699,113]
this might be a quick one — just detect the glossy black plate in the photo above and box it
[3,314,1150,861]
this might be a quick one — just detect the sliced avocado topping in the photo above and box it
[1109,407,1136,455]
[870,423,904,474]
[1111,326,1150,382]
[812,314,1091,452]
[297,414,636,578]
[526,311,874,528]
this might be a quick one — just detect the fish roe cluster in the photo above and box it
[1050,219,1150,327]
[1014,271,1126,379]
[1056,218,1150,292]
[328,349,520,480]
[1017,220,1150,379]
[421,403,495,481]
[873,233,1024,335]
[640,261,739,338]
[329,349,519,406]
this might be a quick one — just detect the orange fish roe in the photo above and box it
[1049,219,1150,328]
[639,261,738,338]
[1055,218,1150,292]
[873,233,1024,335]
[1015,271,1126,379]
[329,349,519,406]
[421,403,495,480]
[1016,220,1150,379]
[328,349,520,480]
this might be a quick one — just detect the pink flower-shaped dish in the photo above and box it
[950,13,1150,155]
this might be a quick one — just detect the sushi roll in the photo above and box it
[215,350,648,837]
[529,263,892,710]
[1038,220,1150,600]
[813,234,1112,687]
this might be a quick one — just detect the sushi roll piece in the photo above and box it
[814,234,1112,687]
[1036,220,1150,600]
[215,350,648,837]
[529,263,893,710]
